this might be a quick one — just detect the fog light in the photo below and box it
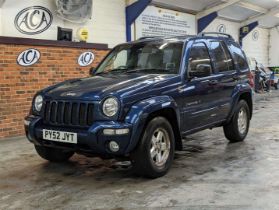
[103,129,115,135]
[115,129,129,135]
[103,128,129,135]
[109,141,120,152]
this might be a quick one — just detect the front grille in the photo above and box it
[42,100,94,127]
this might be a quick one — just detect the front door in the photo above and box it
[178,42,220,133]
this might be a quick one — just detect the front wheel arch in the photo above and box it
[124,96,182,153]
[144,108,182,151]
[131,116,175,178]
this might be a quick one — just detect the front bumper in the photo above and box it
[24,115,133,156]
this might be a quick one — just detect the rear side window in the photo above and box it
[228,42,249,70]
[210,41,234,72]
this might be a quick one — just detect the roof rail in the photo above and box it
[137,36,162,40]
[198,32,233,39]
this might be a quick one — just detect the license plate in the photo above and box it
[43,129,77,144]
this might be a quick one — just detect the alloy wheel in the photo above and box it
[237,107,248,135]
[150,128,171,167]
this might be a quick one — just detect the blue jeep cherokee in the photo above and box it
[25,33,253,178]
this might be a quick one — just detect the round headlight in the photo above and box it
[102,97,119,117]
[34,95,43,112]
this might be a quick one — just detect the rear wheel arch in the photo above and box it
[238,92,253,119]
[226,91,253,125]
[224,100,250,142]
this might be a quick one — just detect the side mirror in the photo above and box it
[189,64,211,79]
[89,67,95,76]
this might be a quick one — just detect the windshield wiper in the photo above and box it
[110,68,128,72]
[96,68,128,75]
[96,68,170,75]
[126,68,166,73]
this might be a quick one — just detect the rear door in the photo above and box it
[208,40,238,121]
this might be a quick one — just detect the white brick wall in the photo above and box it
[242,27,269,66]
[203,18,240,41]
[269,27,279,66]
[0,1,277,65]
[203,18,271,67]
[0,0,126,48]
[0,8,2,34]
[87,0,126,47]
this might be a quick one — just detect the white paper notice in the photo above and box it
[135,6,196,39]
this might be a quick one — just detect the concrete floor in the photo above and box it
[1,93,279,210]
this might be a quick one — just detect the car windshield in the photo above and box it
[95,41,184,75]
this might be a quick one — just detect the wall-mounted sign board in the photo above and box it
[17,48,40,66]
[14,6,53,35]
[78,52,95,67]
[1,0,123,48]
[135,6,196,40]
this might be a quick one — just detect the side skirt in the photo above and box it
[181,119,226,137]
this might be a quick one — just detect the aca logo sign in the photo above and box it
[252,30,259,41]
[17,49,41,66]
[217,24,226,33]
[14,6,53,35]
[78,52,95,67]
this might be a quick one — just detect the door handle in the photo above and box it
[209,80,218,85]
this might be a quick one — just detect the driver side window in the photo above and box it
[188,43,212,78]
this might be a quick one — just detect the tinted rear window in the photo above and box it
[228,42,249,70]
[210,41,234,72]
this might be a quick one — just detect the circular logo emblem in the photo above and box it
[14,6,53,35]
[252,30,259,41]
[78,52,95,67]
[217,24,226,33]
[17,49,41,66]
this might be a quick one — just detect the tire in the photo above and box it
[131,117,175,178]
[275,83,278,90]
[35,145,74,162]
[223,100,250,143]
